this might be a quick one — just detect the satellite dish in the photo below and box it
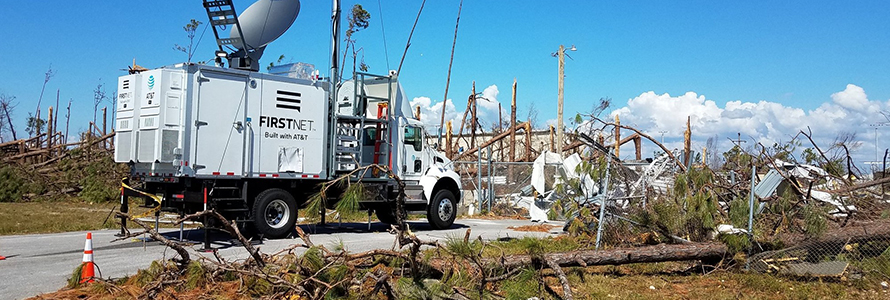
[230,0,301,50]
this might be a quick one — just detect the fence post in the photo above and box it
[488,146,493,212]
[595,150,613,250]
[748,165,756,235]
[477,148,483,214]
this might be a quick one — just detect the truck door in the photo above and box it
[193,70,249,176]
[401,125,426,180]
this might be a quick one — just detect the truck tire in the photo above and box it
[427,189,456,229]
[252,188,297,238]
[375,207,398,225]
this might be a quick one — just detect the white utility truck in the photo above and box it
[114,0,461,238]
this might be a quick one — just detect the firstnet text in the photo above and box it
[259,115,315,131]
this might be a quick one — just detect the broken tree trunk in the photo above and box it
[510,78,517,162]
[615,114,621,159]
[452,122,527,162]
[593,117,687,172]
[454,93,474,153]
[446,121,453,159]
[525,121,532,161]
[824,175,890,195]
[428,242,727,272]
[777,219,890,247]
[684,116,691,166]
[470,82,477,150]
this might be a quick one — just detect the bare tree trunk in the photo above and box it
[438,0,461,144]
[64,101,71,144]
[47,107,53,156]
[498,102,503,161]
[470,82,477,150]
[54,89,59,138]
[510,78,517,162]
[525,121,532,161]
[2,100,16,140]
[102,107,107,149]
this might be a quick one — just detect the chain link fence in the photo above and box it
[450,151,890,281]
[749,236,890,279]
[452,160,560,217]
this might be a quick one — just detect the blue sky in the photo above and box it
[1,1,889,166]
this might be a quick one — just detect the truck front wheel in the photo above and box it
[252,188,297,238]
[427,189,456,229]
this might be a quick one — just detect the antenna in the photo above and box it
[231,0,301,50]
[204,0,301,71]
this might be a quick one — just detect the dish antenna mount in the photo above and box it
[203,0,301,71]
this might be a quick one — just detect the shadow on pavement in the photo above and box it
[296,220,470,236]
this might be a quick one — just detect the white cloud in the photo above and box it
[411,84,510,134]
[608,84,888,166]
[410,96,459,132]
[545,118,558,127]
[831,84,873,112]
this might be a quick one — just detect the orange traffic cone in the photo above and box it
[80,232,95,283]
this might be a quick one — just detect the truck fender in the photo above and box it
[419,166,462,204]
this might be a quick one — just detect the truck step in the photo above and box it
[213,197,246,202]
[212,186,239,190]
[336,148,360,154]
[218,208,250,213]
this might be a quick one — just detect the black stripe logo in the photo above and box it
[276,90,301,112]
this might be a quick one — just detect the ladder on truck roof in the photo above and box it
[332,73,395,177]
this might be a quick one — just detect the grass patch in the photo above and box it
[0,200,190,235]
[566,272,885,300]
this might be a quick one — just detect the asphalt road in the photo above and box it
[0,219,561,300]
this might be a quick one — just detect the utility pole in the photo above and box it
[556,45,565,157]
[735,132,747,147]
[659,130,668,145]
[553,44,575,156]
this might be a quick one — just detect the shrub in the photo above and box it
[0,165,25,202]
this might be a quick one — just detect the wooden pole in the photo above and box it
[415,105,421,121]
[510,78,517,162]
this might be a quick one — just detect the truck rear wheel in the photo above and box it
[252,188,297,238]
[427,189,456,229]
[375,207,398,225]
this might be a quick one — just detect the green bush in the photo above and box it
[0,165,25,202]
